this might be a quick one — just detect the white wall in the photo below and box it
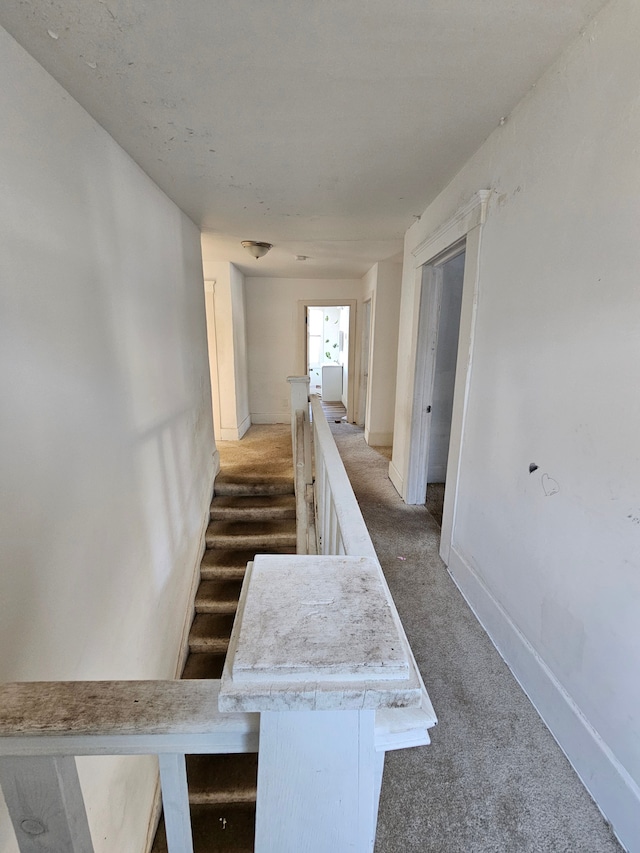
[391,0,640,847]
[245,278,361,422]
[0,26,216,853]
[361,262,402,446]
[203,261,251,440]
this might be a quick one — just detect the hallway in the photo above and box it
[323,422,620,852]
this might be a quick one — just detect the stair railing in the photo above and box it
[287,376,316,555]
[0,389,436,853]
[0,679,258,853]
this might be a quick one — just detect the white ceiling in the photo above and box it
[2,0,606,278]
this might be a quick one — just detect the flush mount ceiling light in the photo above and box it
[241,240,273,259]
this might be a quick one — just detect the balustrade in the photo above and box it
[0,378,436,853]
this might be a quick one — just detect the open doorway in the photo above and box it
[304,304,354,422]
[407,240,466,529]
[424,249,465,526]
[397,190,488,563]
[298,299,357,421]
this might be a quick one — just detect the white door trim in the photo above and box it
[297,299,357,422]
[404,190,489,566]
[358,298,372,428]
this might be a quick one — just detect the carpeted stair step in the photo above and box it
[195,579,242,614]
[210,494,296,522]
[205,520,297,552]
[188,613,235,654]
[186,754,258,805]
[199,550,255,581]
[214,476,293,498]
[199,549,294,581]
[182,651,226,679]
[151,804,255,853]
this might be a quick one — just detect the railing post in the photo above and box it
[0,756,94,853]
[295,411,309,554]
[220,554,425,853]
[287,375,310,459]
[158,753,194,853]
[287,375,310,420]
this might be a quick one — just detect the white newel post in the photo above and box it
[287,375,310,424]
[287,375,312,481]
[219,554,424,853]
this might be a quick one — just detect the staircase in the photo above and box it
[152,471,296,852]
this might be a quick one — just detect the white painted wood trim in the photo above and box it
[388,460,404,496]
[297,298,358,422]
[412,190,490,266]
[254,710,378,853]
[217,421,250,441]
[158,753,194,853]
[248,412,290,424]
[363,430,393,447]
[401,193,488,588]
[174,471,216,679]
[237,413,251,439]
[0,756,94,853]
[0,731,259,758]
[439,223,484,564]
[447,545,640,853]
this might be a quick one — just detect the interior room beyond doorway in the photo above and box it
[424,250,465,528]
[307,305,350,404]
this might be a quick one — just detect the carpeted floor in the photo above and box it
[327,421,622,853]
[216,424,293,487]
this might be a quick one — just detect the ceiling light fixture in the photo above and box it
[241,240,273,259]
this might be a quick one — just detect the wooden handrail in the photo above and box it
[0,680,258,756]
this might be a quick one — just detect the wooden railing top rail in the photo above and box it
[0,680,258,756]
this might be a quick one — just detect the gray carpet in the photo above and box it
[329,422,621,853]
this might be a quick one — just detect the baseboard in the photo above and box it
[237,413,251,439]
[218,420,249,440]
[172,470,216,680]
[447,545,638,853]
[388,460,404,497]
[143,776,162,853]
[364,430,393,447]
[212,447,220,482]
[250,412,289,424]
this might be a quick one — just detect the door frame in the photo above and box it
[404,190,489,564]
[357,298,373,427]
[297,299,357,422]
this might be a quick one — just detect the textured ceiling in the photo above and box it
[2,0,607,277]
